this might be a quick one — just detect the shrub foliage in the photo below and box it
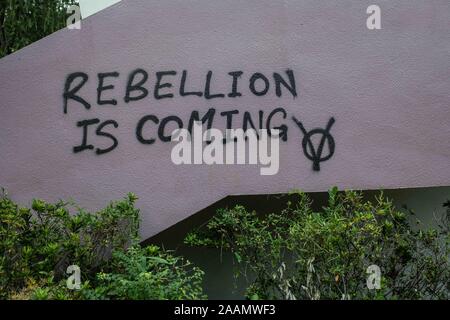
[0,0,77,58]
[0,190,205,300]
[186,188,449,300]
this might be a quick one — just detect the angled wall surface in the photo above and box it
[0,0,449,239]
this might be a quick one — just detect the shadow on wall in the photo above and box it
[144,186,450,299]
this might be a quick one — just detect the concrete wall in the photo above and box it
[78,0,121,18]
[1,0,449,241]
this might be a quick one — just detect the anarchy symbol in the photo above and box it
[292,117,336,171]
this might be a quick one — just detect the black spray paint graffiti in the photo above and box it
[292,117,336,171]
[63,69,298,114]
[63,69,336,171]
[71,110,336,172]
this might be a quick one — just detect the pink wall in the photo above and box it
[1,0,449,239]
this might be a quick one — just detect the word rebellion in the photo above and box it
[62,69,297,114]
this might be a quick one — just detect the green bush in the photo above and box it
[186,188,449,300]
[0,191,139,298]
[1,0,76,58]
[0,190,205,300]
[87,245,205,300]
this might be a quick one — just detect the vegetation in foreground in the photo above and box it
[186,188,449,300]
[0,191,205,300]
[1,188,448,300]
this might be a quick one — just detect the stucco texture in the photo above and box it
[0,0,449,239]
